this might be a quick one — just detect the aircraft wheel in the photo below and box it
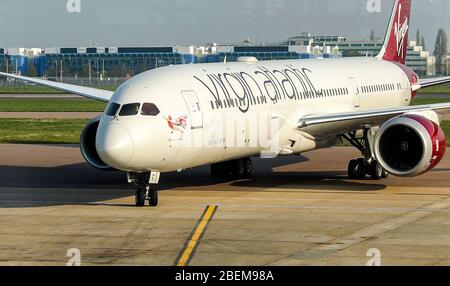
[243,158,253,177]
[348,159,358,179]
[135,188,146,207]
[148,188,158,207]
[356,158,367,179]
[349,159,366,179]
[348,160,358,179]
[370,161,383,180]
[232,159,245,177]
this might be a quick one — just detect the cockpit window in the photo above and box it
[119,103,141,116]
[141,103,160,116]
[106,103,120,116]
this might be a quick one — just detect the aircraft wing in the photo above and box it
[297,103,450,138]
[420,76,450,89]
[0,72,113,102]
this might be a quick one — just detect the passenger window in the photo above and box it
[106,102,120,116]
[119,103,141,116]
[141,103,160,116]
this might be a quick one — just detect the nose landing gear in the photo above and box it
[135,186,158,207]
[128,172,160,207]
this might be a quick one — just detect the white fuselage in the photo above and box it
[96,57,412,173]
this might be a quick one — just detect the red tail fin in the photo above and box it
[377,0,412,65]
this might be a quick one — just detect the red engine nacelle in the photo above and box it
[374,114,446,177]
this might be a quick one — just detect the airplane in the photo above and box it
[1,0,450,207]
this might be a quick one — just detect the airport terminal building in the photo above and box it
[288,33,436,76]
[0,33,438,86]
[0,43,338,86]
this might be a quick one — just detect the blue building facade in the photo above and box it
[34,47,184,78]
[9,56,28,75]
[0,54,10,72]
[1,46,336,77]
[0,50,32,75]
[195,46,331,64]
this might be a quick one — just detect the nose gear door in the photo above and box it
[181,90,203,129]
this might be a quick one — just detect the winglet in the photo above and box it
[377,0,412,65]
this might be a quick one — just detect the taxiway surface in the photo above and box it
[0,144,449,266]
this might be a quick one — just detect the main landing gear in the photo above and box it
[127,172,160,207]
[342,129,389,180]
[210,158,253,178]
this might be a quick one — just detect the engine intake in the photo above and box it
[80,117,114,170]
[374,114,446,177]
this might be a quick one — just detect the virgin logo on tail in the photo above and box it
[394,4,409,57]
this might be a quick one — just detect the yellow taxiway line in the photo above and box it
[175,205,218,266]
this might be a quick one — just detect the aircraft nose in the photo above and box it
[96,123,134,168]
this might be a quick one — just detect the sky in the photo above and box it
[0,0,449,50]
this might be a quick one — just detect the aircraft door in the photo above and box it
[181,90,203,129]
[349,77,360,108]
